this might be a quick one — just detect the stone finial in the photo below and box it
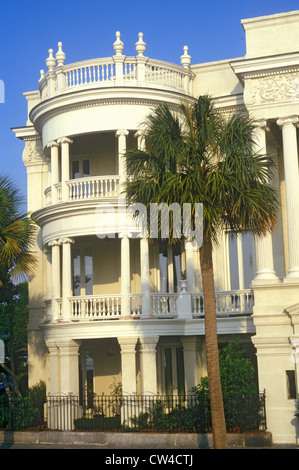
[180,46,191,69]
[113,31,124,55]
[46,49,56,71]
[135,32,146,56]
[39,69,45,81]
[56,42,66,66]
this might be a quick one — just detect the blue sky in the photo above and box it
[0,0,298,205]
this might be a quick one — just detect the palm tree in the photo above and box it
[125,96,278,449]
[0,174,37,394]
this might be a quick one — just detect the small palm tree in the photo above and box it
[0,175,36,284]
[125,96,278,449]
[0,174,37,394]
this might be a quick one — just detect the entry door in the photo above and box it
[163,347,185,397]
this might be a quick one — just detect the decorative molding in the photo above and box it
[244,72,299,106]
[22,136,49,166]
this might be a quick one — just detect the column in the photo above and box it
[185,239,195,292]
[167,244,174,293]
[61,237,74,320]
[139,336,159,395]
[57,340,81,395]
[57,137,72,202]
[180,336,198,393]
[44,246,52,322]
[277,116,299,280]
[116,129,129,187]
[48,240,61,322]
[140,236,151,315]
[117,337,138,394]
[120,233,131,316]
[252,120,279,284]
[45,340,60,395]
[47,141,59,204]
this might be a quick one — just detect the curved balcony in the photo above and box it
[45,175,120,206]
[39,34,194,102]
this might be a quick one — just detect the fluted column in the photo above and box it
[252,120,279,284]
[185,239,195,292]
[60,237,74,320]
[117,337,138,394]
[116,129,129,188]
[277,116,299,280]
[139,336,159,395]
[47,141,59,204]
[57,137,73,202]
[140,236,151,315]
[119,232,131,316]
[48,240,61,322]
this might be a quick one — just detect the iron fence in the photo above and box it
[0,391,267,433]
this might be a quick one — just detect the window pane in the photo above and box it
[242,232,254,289]
[72,160,80,179]
[83,159,90,177]
[176,347,185,398]
[84,247,93,295]
[164,348,173,396]
[72,249,81,295]
[228,233,239,290]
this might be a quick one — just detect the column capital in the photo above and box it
[117,336,138,353]
[138,336,159,352]
[57,136,73,145]
[56,339,81,355]
[252,119,267,129]
[58,237,75,245]
[45,340,59,354]
[277,116,299,128]
[115,129,129,138]
[47,140,59,148]
[47,239,62,247]
[119,232,132,239]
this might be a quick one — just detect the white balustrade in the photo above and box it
[49,290,253,322]
[130,295,142,316]
[69,295,121,320]
[192,290,254,317]
[44,176,119,205]
[65,59,115,88]
[39,56,192,97]
[67,176,119,200]
[151,294,178,317]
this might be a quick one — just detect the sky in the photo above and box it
[0,0,298,206]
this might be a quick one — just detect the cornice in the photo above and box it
[231,52,299,83]
[29,86,195,133]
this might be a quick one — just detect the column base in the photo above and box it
[252,270,281,286]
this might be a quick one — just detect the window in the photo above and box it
[227,232,255,290]
[286,370,296,399]
[72,158,90,179]
[72,246,93,295]
[162,346,185,397]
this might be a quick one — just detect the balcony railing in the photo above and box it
[45,175,120,205]
[39,54,194,100]
[48,290,253,322]
[192,290,254,318]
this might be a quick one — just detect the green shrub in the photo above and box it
[0,395,40,430]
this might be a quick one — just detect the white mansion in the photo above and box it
[12,10,299,444]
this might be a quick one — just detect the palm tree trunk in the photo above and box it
[200,231,227,449]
